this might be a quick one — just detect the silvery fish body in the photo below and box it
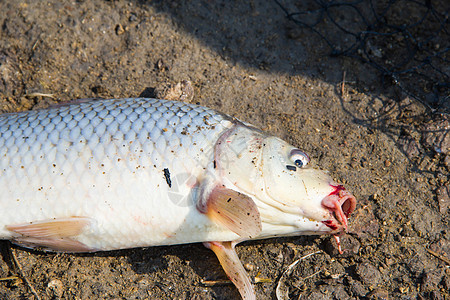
[0,98,238,249]
[0,98,356,299]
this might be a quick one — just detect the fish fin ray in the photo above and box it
[6,217,95,252]
[11,237,95,252]
[205,187,261,239]
[205,241,255,300]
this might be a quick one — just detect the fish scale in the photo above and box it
[0,98,237,249]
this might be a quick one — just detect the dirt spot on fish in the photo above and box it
[163,168,172,188]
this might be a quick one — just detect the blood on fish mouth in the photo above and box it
[321,185,356,231]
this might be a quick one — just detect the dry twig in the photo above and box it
[25,93,55,99]
[201,279,232,286]
[275,250,323,300]
[426,248,450,265]
[341,70,346,99]
[10,247,41,300]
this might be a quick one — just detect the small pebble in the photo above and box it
[367,288,389,299]
[115,24,125,35]
[355,263,382,286]
[244,263,254,271]
[47,278,64,298]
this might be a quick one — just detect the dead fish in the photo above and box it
[0,98,356,299]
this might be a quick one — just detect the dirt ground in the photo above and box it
[0,0,448,299]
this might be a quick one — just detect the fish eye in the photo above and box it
[289,149,309,168]
[294,159,304,167]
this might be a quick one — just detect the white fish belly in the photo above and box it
[0,98,239,250]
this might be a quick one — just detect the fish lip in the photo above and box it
[321,185,357,232]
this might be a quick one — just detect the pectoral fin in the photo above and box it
[6,217,95,252]
[205,241,255,300]
[205,187,261,239]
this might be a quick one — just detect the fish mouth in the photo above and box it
[321,185,356,231]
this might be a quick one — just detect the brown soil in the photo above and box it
[0,1,448,299]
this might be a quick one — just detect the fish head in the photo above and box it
[256,136,356,235]
[210,123,357,300]
[214,124,356,238]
